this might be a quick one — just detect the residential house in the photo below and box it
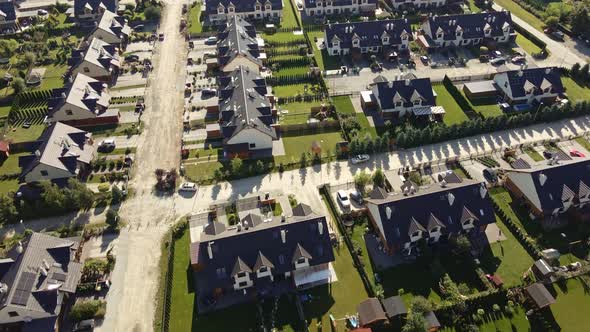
[47,73,119,127]
[324,19,412,56]
[205,0,283,25]
[189,203,335,313]
[503,159,590,219]
[87,10,131,47]
[493,67,564,105]
[389,0,448,9]
[0,232,82,331]
[302,0,377,17]
[0,0,16,33]
[217,66,277,158]
[217,17,264,74]
[69,37,121,82]
[74,0,119,21]
[420,12,514,49]
[18,122,95,183]
[362,76,444,120]
[365,176,495,256]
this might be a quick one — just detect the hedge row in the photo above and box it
[14,90,52,102]
[491,200,543,259]
[277,93,326,104]
[511,21,547,51]
[265,47,304,57]
[265,40,307,47]
[443,75,473,112]
[265,56,312,68]
[267,73,321,85]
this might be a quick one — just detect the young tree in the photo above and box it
[372,168,386,188]
[544,16,560,29]
[40,181,66,213]
[410,296,433,315]
[105,209,119,229]
[402,313,427,332]
[580,63,590,82]
[230,157,243,175]
[11,78,26,95]
[0,194,18,224]
[571,63,581,78]
[111,185,123,204]
[354,171,371,193]
[66,179,94,210]
[451,234,472,256]
[144,6,161,21]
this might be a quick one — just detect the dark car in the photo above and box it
[125,54,140,62]
[543,151,555,159]
[73,319,95,331]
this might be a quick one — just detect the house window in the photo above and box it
[256,5,261,10]
[229,7,235,13]
[484,29,491,34]
[265,5,271,10]
[412,231,421,238]
[395,101,402,107]
[216,267,226,278]
[238,281,248,287]
[218,7,224,14]
[297,257,306,264]
[66,110,73,115]
[352,40,360,47]
[401,34,407,40]
[544,87,551,93]
[249,143,256,148]
[333,41,339,47]
[41,170,48,176]
[437,33,443,39]
[259,267,267,273]
[400,44,406,49]
[382,37,389,44]
[413,99,421,106]
[237,272,247,278]
[83,67,90,73]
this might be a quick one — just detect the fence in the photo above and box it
[279,119,340,133]
[277,93,326,104]
[319,184,376,297]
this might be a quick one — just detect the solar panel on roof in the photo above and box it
[11,272,36,306]
[52,272,67,282]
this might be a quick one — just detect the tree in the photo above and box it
[402,313,427,332]
[111,185,123,204]
[230,157,243,175]
[65,179,94,210]
[69,300,106,322]
[0,194,18,224]
[571,5,590,36]
[0,39,18,58]
[545,16,560,29]
[11,77,26,95]
[105,209,119,229]
[144,5,161,21]
[40,181,66,212]
[410,296,432,315]
[254,160,265,174]
[354,171,371,193]
[571,63,581,78]
[580,63,590,82]
[451,234,471,256]
[372,168,385,188]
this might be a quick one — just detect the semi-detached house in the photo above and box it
[205,0,283,24]
[493,67,564,105]
[190,203,335,313]
[69,37,121,83]
[217,17,264,74]
[365,176,495,256]
[74,0,119,21]
[420,11,514,49]
[325,19,412,56]
[389,0,448,9]
[302,0,377,17]
[87,10,131,47]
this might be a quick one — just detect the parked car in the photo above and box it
[125,54,140,62]
[349,190,364,205]
[420,56,429,64]
[551,31,565,41]
[337,190,351,210]
[570,150,585,157]
[511,56,526,64]
[543,151,555,159]
[201,88,217,96]
[37,9,48,15]
[98,139,116,152]
[73,319,95,331]
[203,51,217,58]
[490,57,505,65]
[205,36,218,44]
[179,182,198,192]
[159,33,165,41]
[492,50,502,57]
[351,154,370,164]
[133,24,145,32]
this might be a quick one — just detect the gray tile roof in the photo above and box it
[497,67,564,99]
[326,19,412,49]
[70,38,120,73]
[94,10,131,41]
[0,233,82,326]
[292,203,313,217]
[218,66,276,142]
[425,12,513,41]
[19,123,95,180]
[48,73,111,119]
[217,17,262,68]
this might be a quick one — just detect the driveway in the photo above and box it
[95,135,139,149]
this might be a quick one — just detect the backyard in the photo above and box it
[562,76,590,102]
[441,307,532,332]
[187,3,202,34]
[277,101,324,125]
[515,32,542,55]
[493,0,545,32]
[433,85,469,125]
[307,31,343,71]
[550,277,590,331]
[272,83,322,98]
[279,130,345,161]
[332,95,377,138]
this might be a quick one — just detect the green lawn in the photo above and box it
[280,131,344,160]
[523,146,545,161]
[280,0,299,29]
[262,32,306,44]
[272,83,321,98]
[40,64,68,90]
[0,104,11,118]
[4,124,45,143]
[551,277,590,331]
[184,161,223,183]
[0,152,28,176]
[562,77,590,102]
[494,0,545,32]
[0,179,20,194]
[480,216,534,287]
[466,0,482,13]
[332,96,355,115]
[332,96,376,138]
[441,307,531,332]
[273,66,310,76]
[278,101,322,125]
[187,3,202,34]
[433,85,469,125]
[515,32,542,55]
[307,31,343,71]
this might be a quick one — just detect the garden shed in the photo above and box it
[525,283,556,309]
[357,298,387,327]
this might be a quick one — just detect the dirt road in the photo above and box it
[96,0,186,331]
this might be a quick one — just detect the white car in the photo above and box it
[337,190,351,210]
[205,36,218,44]
[351,154,370,164]
[179,182,198,192]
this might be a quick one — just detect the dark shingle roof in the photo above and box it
[326,19,412,49]
[206,0,283,14]
[526,283,556,308]
[382,296,407,318]
[292,203,313,217]
[357,297,387,326]
[74,0,118,17]
[498,67,564,99]
[218,66,276,141]
[426,12,513,41]
[366,179,495,248]
[0,233,82,325]
[304,0,377,8]
[231,256,252,276]
[370,187,389,200]
[0,1,16,22]
[218,17,262,68]
[372,78,435,110]
[505,159,590,214]
[191,213,334,299]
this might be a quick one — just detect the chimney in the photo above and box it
[40,267,48,277]
[280,230,287,244]
[440,179,447,188]
[480,185,488,199]
[539,173,548,186]
[42,259,50,270]
[386,206,392,220]
[207,242,214,259]
[545,67,552,74]
[16,241,23,254]
[448,192,455,206]
[518,70,523,77]
[405,79,410,86]
[318,222,323,235]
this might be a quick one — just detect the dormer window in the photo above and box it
[413,99,421,106]
[237,271,247,278]
[265,4,271,10]
[333,41,339,47]
[259,266,267,273]
[228,6,235,13]
[352,39,360,47]
[85,7,92,14]
[484,29,491,35]
[395,101,402,107]
[456,31,462,37]
[430,227,440,234]
[401,34,408,40]
[382,37,389,44]
[256,5,261,10]
[412,231,421,238]
[218,5,224,14]
[437,33,443,39]
[544,87,551,93]
[297,257,306,264]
